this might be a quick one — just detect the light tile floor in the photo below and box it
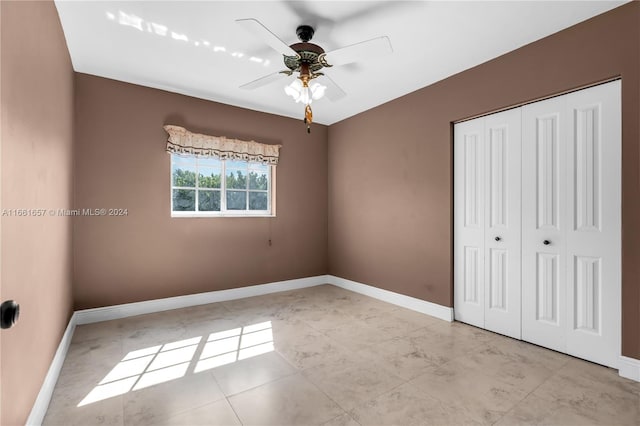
[43,285,640,426]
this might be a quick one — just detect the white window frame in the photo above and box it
[170,153,276,218]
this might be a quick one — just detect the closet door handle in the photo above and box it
[543,240,551,245]
[495,237,501,242]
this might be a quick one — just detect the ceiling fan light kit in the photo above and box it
[237,18,392,133]
[284,79,326,105]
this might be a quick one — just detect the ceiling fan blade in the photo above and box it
[240,71,286,90]
[324,36,392,67]
[236,18,299,58]
[318,75,346,102]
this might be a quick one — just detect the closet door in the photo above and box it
[457,81,621,368]
[454,109,522,337]
[565,81,621,368]
[521,80,621,367]
[454,118,485,329]
[521,96,568,353]
[483,109,522,339]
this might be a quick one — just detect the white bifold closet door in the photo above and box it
[521,94,568,352]
[521,81,621,368]
[454,108,522,339]
[455,80,621,369]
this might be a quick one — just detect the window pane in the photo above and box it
[226,160,248,169]
[226,169,247,189]
[172,164,196,187]
[172,189,195,211]
[227,191,247,210]
[249,192,268,210]
[248,170,268,190]
[172,153,193,164]
[199,168,221,189]
[199,190,221,211]
[249,163,269,173]
[197,157,221,168]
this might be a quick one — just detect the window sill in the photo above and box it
[171,212,275,218]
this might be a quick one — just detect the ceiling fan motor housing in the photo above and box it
[284,25,331,75]
[285,42,327,73]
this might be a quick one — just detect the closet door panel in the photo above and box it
[521,96,568,353]
[565,81,621,368]
[454,118,485,328]
[483,108,522,339]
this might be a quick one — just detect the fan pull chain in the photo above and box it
[304,104,313,133]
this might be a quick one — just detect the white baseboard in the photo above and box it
[72,274,455,325]
[75,275,331,324]
[327,275,454,322]
[619,355,640,382]
[26,312,78,426]
[73,274,454,326]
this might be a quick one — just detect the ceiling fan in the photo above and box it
[237,18,393,133]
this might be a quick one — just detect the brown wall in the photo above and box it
[0,1,75,425]
[73,74,328,309]
[328,2,640,359]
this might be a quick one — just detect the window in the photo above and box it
[171,154,274,217]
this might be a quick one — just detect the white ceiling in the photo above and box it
[55,1,627,125]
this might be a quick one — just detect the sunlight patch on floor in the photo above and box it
[78,321,274,407]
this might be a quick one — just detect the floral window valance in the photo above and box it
[164,125,281,165]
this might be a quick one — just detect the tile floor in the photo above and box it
[43,284,640,426]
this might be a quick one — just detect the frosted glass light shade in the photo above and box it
[284,79,326,104]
